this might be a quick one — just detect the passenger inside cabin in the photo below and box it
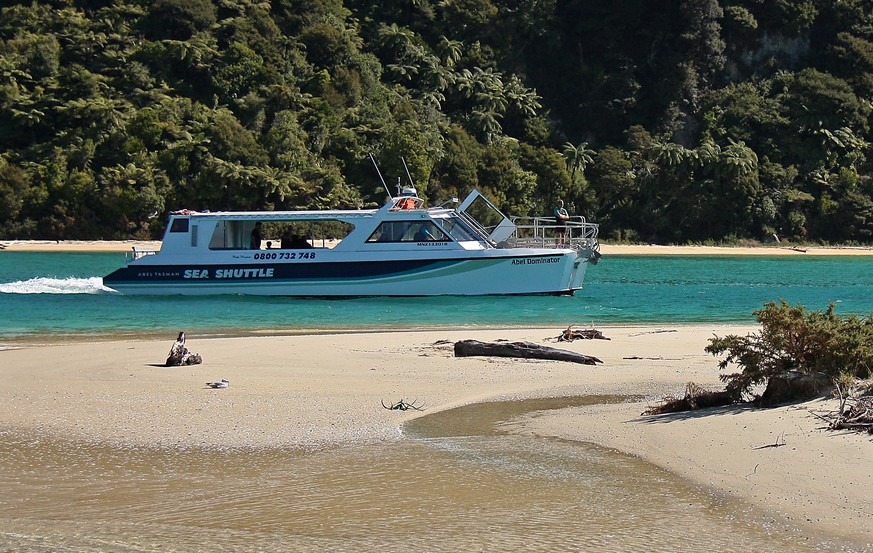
[414,225,435,241]
[250,222,263,250]
[281,229,313,249]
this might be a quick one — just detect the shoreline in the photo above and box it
[0,321,741,347]
[517,397,872,548]
[1,326,870,547]
[2,239,873,255]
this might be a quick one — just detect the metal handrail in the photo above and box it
[128,247,157,261]
[508,215,599,251]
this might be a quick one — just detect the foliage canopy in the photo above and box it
[0,0,871,242]
[706,301,873,398]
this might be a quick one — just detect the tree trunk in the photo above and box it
[454,340,602,365]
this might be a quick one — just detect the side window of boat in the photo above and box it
[170,218,189,233]
[412,221,449,242]
[366,221,418,242]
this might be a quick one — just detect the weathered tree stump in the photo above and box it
[454,340,602,365]
[757,371,831,407]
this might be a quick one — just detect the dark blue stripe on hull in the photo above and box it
[103,259,457,286]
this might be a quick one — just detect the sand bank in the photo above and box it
[0,240,162,252]
[2,239,872,255]
[1,325,870,546]
[518,397,872,547]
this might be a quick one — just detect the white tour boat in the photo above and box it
[102,189,600,296]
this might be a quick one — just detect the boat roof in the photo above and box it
[170,198,451,221]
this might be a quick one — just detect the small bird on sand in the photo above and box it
[206,379,229,389]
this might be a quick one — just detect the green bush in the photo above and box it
[706,300,873,398]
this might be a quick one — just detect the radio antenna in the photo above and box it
[400,156,415,188]
[369,153,391,197]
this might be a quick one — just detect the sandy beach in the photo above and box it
[1,325,870,548]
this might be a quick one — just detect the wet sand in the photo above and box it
[1,326,871,547]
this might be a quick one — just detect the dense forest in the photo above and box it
[1,0,871,243]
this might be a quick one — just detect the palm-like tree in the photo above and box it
[815,126,869,169]
[457,67,504,98]
[437,36,463,67]
[717,139,758,179]
[469,109,503,143]
[504,75,542,117]
[420,55,454,91]
[651,140,691,168]
[0,57,32,91]
[562,141,594,178]
[420,90,446,110]
[167,35,218,68]
[386,62,419,81]
[474,90,508,113]
[694,140,721,171]
[377,23,414,55]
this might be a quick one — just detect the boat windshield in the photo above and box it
[434,216,481,242]
[457,190,516,243]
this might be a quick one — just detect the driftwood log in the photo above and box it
[558,326,610,342]
[454,340,602,365]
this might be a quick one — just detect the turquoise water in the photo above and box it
[0,251,871,339]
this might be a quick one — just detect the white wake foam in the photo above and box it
[0,276,115,294]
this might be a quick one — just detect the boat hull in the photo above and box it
[103,250,594,296]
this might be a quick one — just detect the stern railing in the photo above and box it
[128,246,158,261]
[507,215,600,252]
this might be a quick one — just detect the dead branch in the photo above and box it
[830,395,873,432]
[643,382,737,415]
[753,431,786,449]
[557,325,610,342]
[629,329,678,337]
[381,399,425,411]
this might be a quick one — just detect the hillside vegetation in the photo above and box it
[1,0,871,243]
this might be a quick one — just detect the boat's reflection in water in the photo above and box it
[0,397,845,552]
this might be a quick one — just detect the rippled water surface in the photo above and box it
[0,398,853,552]
[0,252,871,338]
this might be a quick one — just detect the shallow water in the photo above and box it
[1,252,871,339]
[0,397,855,552]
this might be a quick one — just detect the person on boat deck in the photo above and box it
[250,222,263,250]
[554,199,570,246]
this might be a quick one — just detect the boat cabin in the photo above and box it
[134,189,597,262]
